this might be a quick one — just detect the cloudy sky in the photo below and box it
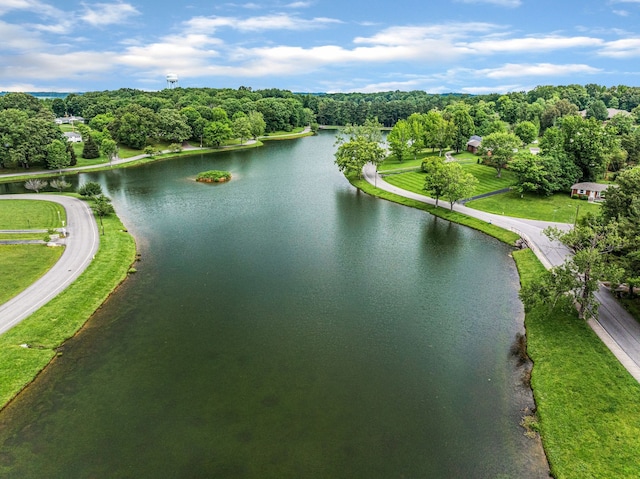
[1,0,639,93]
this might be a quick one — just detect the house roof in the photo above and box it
[571,182,610,192]
[467,139,481,147]
[469,135,482,142]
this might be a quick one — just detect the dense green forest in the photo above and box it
[1,84,639,174]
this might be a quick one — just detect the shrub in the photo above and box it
[24,179,48,193]
[78,181,103,197]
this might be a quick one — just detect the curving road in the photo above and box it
[363,163,640,381]
[0,194,99,335]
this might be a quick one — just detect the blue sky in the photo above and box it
[1,0,639,94]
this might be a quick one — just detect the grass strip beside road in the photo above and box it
[513,249,640,479]
[0,245,64,304]
[467,190,602,223]
[0,209,136,409]
[0,199,66,229]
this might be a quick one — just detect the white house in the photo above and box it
[64,132,83,143]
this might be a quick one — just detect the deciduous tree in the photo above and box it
[480,131,520,178]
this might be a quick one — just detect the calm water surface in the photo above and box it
[0,132,547,478]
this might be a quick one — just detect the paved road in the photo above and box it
[363,163,640,381]
[0,194,99,335]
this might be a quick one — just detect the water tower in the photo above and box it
[166,73,179,88]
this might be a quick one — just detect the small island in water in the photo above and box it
[196,170,232,183]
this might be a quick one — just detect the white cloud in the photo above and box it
[0,0,61,17]
[354,23,498,46]
[598,38,640,57]
[118,34,222,73]
[461,85,525,94]
[286,1,313,7]
[465,35,604,53]
[455,0,521,6]
[80,2,140,27]
[473,63,602,78]
[184,13,340,33]
[613,10,630,16]
[1,51,117,80]
[0,20,44,50]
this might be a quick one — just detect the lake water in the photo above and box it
[0,132,548,478]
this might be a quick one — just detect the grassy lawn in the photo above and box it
[0,233,47,240]
[461,163,516,193]
[467,190,602,223]
[451,151,478,163]
[514,249,640,479]
[383,163,516,198]
[378,150,442,173]
[0,245,63,304]
[0,199,66,229]
[0,206,136,408]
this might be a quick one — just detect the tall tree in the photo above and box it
[513,121,539,146]
[441,163,478,210]
[46,139,71,171]
[232,113,252,145]
[82,134,100,159]
[422,157,448,207]
[480,131,520,178]
[446,103,475,153]
[387,119,411,163]
[334,119,385,179]
[203,120,232,148]
[559,115,613,181]
[92,195,115,236]
[100,138,118,164]
[522,216,623,319]
[247,111,266,139]
[155,109,191,143]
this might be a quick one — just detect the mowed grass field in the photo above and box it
[383,162,516,198]
[0,244,63,304]
[0,200,67,304]
[466,190,602,223]
[0,199,66,229]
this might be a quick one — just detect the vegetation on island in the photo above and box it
[196,170,232,183]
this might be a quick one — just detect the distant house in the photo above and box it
[64,132,82,143]
[571,182,610,201]
[467,135,482,154]
[55,116,85,125]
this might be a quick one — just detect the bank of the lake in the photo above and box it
[351,174,640,479]
[0,129,314,185]
[0,202,136,408]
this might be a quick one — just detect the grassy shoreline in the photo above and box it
[0,129,314,185]
[349,174,640,479]
[0,203,137,410]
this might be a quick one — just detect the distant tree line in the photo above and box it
[2,84,640,172]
